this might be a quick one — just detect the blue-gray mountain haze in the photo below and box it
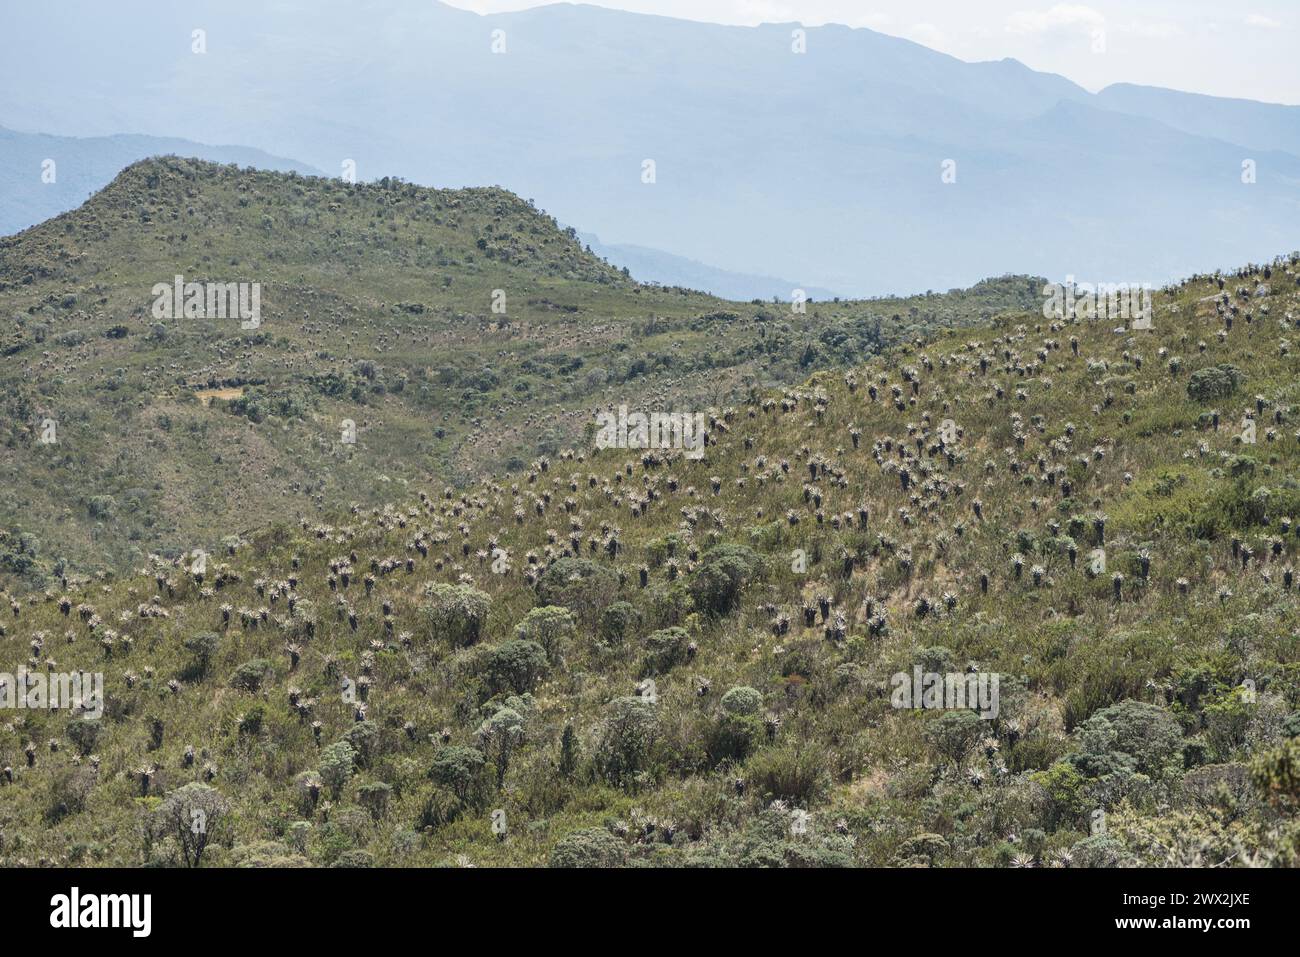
[2,0,1296,296]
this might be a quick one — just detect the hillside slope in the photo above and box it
[0,124,321,236]
[0,157,1040,587]
[1,254,1298,867]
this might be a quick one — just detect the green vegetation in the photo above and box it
[0,158,1040,590]
[1,159,1298,868]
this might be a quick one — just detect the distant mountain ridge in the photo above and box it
[576,230,841,301]
[1094,83,1300,157]
[0,122,839,301]
[1,1,1296,296]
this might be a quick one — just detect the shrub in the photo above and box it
[512,605,575,659]
[230,658,273,692]
[721,686,763,717]
[1030,760,1091,828]
[358,781,393,820]
[595,696,660,789]
[331,849,375,867]
[153,782,230,868]
[45,765,96,824]
[710,687,766,764]
[708,711,764,765]
[227,841,309,868]
[183,632,221,680]
[1071,699,1184,783]
[487,639,548,694]
[536,558,619,623]
[319,740,358,799]
[924,710,984,769]
[343,721,381,767]
[65,718,102,757]
[87,495,115,520]
[688,806,856,868]
[690,544,761,615]
[430,745,487,807]
[642,626,690,676]
[1252,737,1300,811]
[477,707,525,787]
[1068,833,1133,868]
[1186,363,1244,402]
[549,827,627,868]
[419,583,491,647]
[599,601,639,645]
[894,833,950,867]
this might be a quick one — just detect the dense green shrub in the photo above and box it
[536,558,619,623]
[512,605,575,659]
[690,544,761,615]
[599,601,640,645]
[487,639,548,694]
[430,745,487,806]
[642,626,690,676]
[1070,699,1184,783]
[419,583,491,646]
[708,687,766,764]
[183,632,221,680]
[549,828,627,868]
[319,741,358,799]
[721,686,763,717]
[1186,363,1244,401]
[230,658,273,692]
[595,696,660,789]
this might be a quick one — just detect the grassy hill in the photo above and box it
[0,157,1041,588]
[2,249,1299,867]
[0,123,322,236]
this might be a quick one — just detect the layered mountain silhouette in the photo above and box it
[0,125,837,299]
[2,0,1295,297]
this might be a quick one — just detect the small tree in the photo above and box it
[183,632,221,680]
[318,740,357,799]
[595,696,659,790]
[419,583,491,647]
[924,710,984,770]
[487,639,548,694]
[690,544,761,615]
[512,605,575,659]
[549,827,627,868]
[478,708,524,787]
[430,745,487,806]
[155,782,229,868]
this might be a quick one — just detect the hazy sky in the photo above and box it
[445,1,1298,104]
